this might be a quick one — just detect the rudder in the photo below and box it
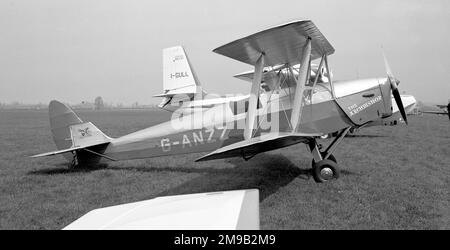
[49,100,84,160]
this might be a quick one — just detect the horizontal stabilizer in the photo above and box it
[153,85,202,98]
[196,132,320,162]
[32,121,111,158]
[31,143,109,158]
[63,189,259,230]
[31,146,84,158]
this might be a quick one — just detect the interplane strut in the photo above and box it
[244,54,265,140]
[290,38,312,132]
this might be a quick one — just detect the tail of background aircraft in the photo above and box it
[154,46,206,108]
[32,100,112,163]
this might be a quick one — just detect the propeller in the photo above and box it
[382,50,408,124]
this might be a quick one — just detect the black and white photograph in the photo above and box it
[0,0,448,236]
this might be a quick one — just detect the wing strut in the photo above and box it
[244,54,265,140]
[290,38,312,132]
[312,55,325,88]
[324,54,335,98]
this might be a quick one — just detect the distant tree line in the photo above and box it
[0,97,159,110]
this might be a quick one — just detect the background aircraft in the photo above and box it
[32,20,410,183]
[422,101,450,119]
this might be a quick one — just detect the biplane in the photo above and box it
[32,20,409,183]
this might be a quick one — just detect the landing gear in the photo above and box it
[312,152,337,165]
[312,159,340,183]
[308,127,351,183]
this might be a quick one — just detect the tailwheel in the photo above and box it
[312,159,340,183]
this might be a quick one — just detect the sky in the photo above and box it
[0,0,449,105]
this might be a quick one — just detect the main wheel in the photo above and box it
[312,159,340,183]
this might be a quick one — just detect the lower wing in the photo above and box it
[196,132,320,162]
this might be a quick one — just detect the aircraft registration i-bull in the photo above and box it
[32,20,409,183]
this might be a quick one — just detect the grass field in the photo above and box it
[0,109,449,229]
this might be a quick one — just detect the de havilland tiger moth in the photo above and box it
[32,20,411,183]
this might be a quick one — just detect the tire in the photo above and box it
[312,159,340,183]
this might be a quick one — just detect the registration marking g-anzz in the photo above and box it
[160,127,226,152]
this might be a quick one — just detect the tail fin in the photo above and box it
[32,100,111,160]
[155,46,205,108]
[49,100,84,160]
[161,46,201,95]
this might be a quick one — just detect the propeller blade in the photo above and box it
[382,50,394,80]
[392,88,408,124]
[382,49,408,124]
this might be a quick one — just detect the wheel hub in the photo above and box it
[320,167,334,180]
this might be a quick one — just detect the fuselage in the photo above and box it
[93,77,393,162]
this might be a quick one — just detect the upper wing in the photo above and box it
[213,20,334,67]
